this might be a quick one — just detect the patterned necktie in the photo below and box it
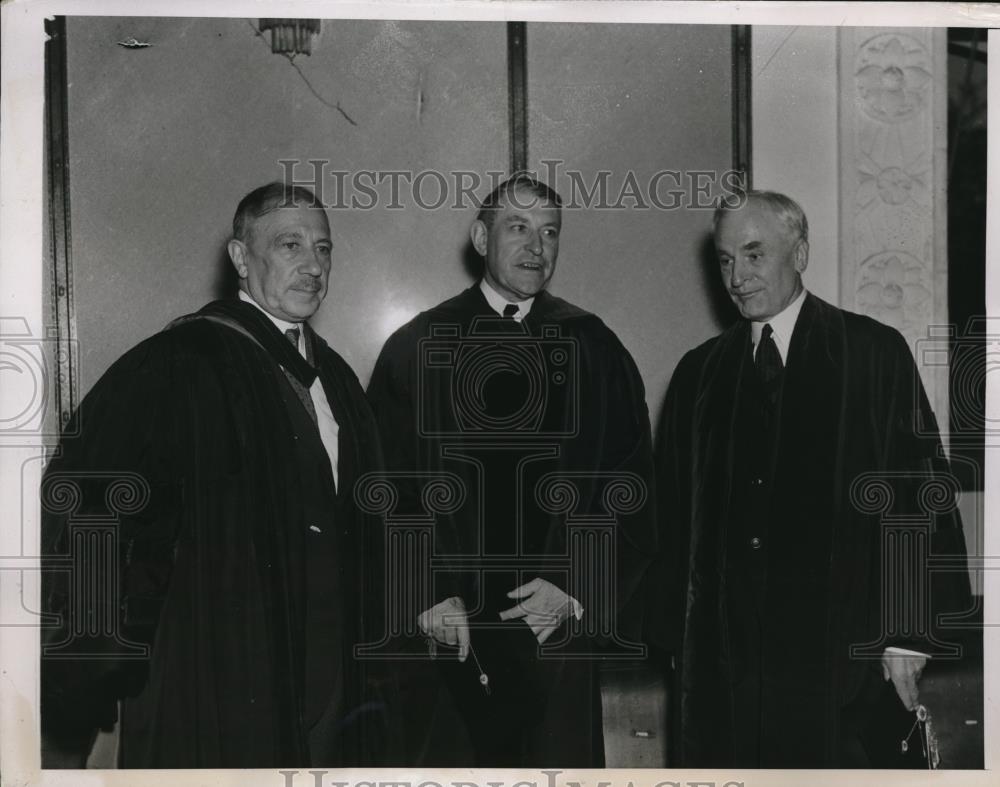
[755,323,783,392]
[283,327,318,425]
[502,303,519,320]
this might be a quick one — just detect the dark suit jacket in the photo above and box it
[654,292,970,766]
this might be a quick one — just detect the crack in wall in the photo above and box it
[247,21,358,127]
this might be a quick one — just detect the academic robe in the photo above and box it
[654,293,971,767]
[366,284,656,766]
[40,299,386,768]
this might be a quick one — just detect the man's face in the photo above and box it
[715,201,807,321]
[472,188,561,302]
[229,203,332,322]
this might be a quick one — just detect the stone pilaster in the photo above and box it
[839,28,950,435]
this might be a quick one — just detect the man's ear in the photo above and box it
[470,220,489,257]
[227,239,249,279]
[794,238,809,274]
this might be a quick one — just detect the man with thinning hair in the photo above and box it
[655,189,970,767]
[41,182,385,768]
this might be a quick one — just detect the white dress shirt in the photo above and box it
[480,279,534,321]
[751,287,807,363]
[239,290,339,489]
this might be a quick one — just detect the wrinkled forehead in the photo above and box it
[495,187,562,221]
[715,201,791,245]
[252,201,331,234]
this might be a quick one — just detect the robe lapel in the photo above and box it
[197,299,318,387]
[306,324,355,503]
[773,294,847,519]
[693,321,752,519]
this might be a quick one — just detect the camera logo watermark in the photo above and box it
[40,471,152,660]
[355,315,649,660]
[418,318,578,438]
[917,317,999,445]
[0,317,78,439]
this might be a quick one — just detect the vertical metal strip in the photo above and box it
[930,28,951,446]
[507,22,528,173]
[44,17,77,429]
[838,26,853,313]
[731,25,752,189]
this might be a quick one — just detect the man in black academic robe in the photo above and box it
[654,190,971,767]
[40,183,385,768]
[366,174,656,766]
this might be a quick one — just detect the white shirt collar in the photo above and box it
[751,287,807,365]
[480,279,534,321]
[238,289,303,352]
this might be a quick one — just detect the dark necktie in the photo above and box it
[284,327,318,425]
[755,323,783,397]
[502,303,519,320]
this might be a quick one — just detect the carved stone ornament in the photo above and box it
[856,251,933,339]
[855,33,932,124]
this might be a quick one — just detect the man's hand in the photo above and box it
[881,649,928,711]
[498,578,583,644]
[417,596,470,662]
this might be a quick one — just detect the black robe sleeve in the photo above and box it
[574,320,658,643]
[646,347,702,655]
[879,328,971,651]
[366,324,465,605]
[41,335,183,754]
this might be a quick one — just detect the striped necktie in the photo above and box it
[284,327,318,425]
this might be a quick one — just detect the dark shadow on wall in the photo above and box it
[461,238,484,281]
[698,231,737,331]
[947,27,986,492]
[650,231,735,453]
[212,242,239,300]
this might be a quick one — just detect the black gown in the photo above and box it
[40,299,386,768]
[652,293,971,767]
[366,284,657,766]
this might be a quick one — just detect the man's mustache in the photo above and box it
[291,278,323,292]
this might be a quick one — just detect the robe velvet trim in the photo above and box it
[370,284,657,613]
[366,284,657,766]
[654,292,971,766]
[41,299,385,768]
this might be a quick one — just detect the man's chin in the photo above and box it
[731,298,767,321]
[511,276,550,300]
[291,288,325,308]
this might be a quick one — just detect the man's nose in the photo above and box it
[524,230,543,255]
[730,258,750,288]
[300,248,324,275]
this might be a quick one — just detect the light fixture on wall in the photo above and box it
[258,19,320,56]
